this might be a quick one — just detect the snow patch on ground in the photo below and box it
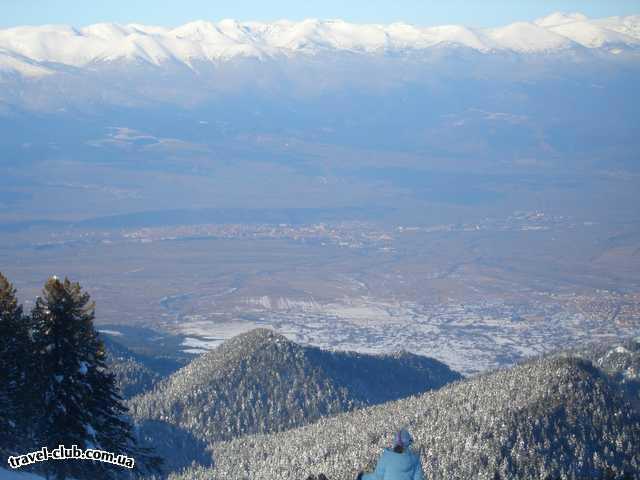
[181,320,280,353]
[98,329,123,336]
[173,293,639,376]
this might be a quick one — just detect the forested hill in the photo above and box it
[170,354,640,480]
[127,328,461,443]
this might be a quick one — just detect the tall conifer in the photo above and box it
[31,277,161,479]
[0,272,28,455]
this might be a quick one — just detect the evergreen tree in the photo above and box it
[0,272,29,456]
[31,276,161,480]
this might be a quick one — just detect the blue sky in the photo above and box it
[3,0,640,28]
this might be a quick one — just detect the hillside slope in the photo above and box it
[573,337,640,406]
[128,329,461,442]
[171,355,640,480]
[102,335,187,399]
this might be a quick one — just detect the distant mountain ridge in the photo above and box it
[1,12,639,78]
[128,329,461,443]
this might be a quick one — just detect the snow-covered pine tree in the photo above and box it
[0,272,29,456]
[30,277,162,480]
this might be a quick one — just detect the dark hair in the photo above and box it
[393,445,404,454]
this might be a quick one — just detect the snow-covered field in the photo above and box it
[175,295,636,376]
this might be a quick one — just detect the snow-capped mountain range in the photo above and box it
[1,12,639,77]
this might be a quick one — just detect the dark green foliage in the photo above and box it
[102,336,163,399]
[31,278,111,479]
[30,277,163,479]
[108,357,160,399]
[101,332,191,400]
[0,272,29,456]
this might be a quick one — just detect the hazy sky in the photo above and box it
[3,0,640,28]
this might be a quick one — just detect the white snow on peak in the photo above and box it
[81,22,132,39]
[422,25,490,51]
[594,15,640,39]
[171,20,230,42]
[258,19,390,52]
[487,21,575,52]
[535,12,589,27]
[549,20,640,48]
[0,13,638,77]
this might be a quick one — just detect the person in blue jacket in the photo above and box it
[357,429,425,480]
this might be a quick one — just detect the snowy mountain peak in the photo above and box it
[549,20,640,48]
[488,21,575,52]
[535,12,589,27]
[81,22,134,39]
[172,20,219,37]
[0,13,639,77]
